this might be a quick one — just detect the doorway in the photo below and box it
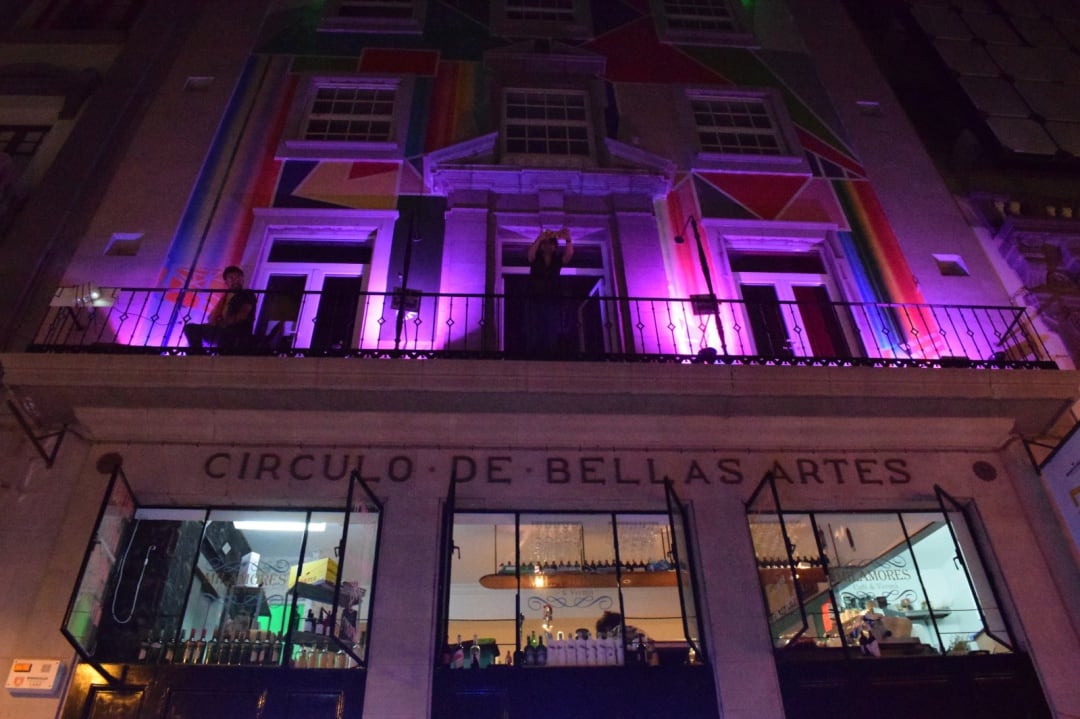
[502,274,605,357]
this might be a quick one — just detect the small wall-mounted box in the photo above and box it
[5,658,66,696]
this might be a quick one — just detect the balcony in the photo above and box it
[28,287,1056,369]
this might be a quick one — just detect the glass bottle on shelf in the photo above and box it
[180,628,196,664]
[452,634,464,669]
[216,632,230,665]
[147,628,164,664]
[204,630,219,665]
[250,630,263,664]
[137,631,151,663]
[193,629,207,664]
[470,634,481,669]
[536,633,547,666]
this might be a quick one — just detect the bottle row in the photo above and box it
[135,627,364,669]
[137,628,284,666]
[447,631,657,669]
[497,559,673,575]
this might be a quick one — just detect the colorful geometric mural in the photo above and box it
[162,0,921,310]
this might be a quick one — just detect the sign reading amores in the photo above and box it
[202,450,914,487]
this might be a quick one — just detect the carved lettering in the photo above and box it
[685,460,710,484]
[255,454,281,480]
[855,459,882,485]
[487,456,512,483]
[388,455,413,483]
[613,458,640,484]
[205,452,229,479]
[885,458,911,484]
[451,455,476,483]
[717,459,743,484]
[822,458,848,484]
[547,457,571,483]
[581,457,606,484]
[290,454,314,481]
[797,459,823,485]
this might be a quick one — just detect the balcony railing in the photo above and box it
[28,287,1056,368]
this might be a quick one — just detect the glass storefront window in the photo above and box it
[443,508,701,669]
[62,470,380,678]
[748,493,1014,657]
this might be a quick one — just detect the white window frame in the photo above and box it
[319,0,427,34]
[242,209,398,350]
[490,0,592,41]
[651,0,755,47]
[682,87,809,173]
[500,87,596,168]
[708,221,862,358]
[279,75,412,161]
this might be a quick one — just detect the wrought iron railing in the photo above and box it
[28,287,1056,368]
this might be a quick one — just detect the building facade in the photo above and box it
[0,1,1078,718]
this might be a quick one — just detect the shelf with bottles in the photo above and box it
[286,580,366,669]
[479,560,676,590]
[135,626,287,667]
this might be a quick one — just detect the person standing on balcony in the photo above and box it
[525,227,573,356]
[183,265,256,352]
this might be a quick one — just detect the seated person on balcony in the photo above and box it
[525,228,573,355]
[183,265,256,351]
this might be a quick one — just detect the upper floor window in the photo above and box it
[490,0,591,40]
[506,0,575,21]
[280,76,411,161]
[666,0,736,31]
[683,88,807,172]
[320,0,426,33]
[653,0,754,47]
[304,84,395,143]
[502,89,592,162]
[691,94,784,156]
[0,125,50,160]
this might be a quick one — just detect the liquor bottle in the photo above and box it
[524,632,537,667]
[264,633,279,666]
[535,634,548,667]
[217,632,231,665]
[204,630,219,665]
[470,634,481,669]
[452,634,464,669]
[603,633,617,665]
[305,609,317,634]
[237,631,252,665]
[147,628,164,664]
[271,633,284,666]
[160,629,176,664]
[137,630,151,663]
[180,628,196,664]
[250,630,264,664]
[319,608,332,636]
[193,629,207,665]
[575,634,588,665]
